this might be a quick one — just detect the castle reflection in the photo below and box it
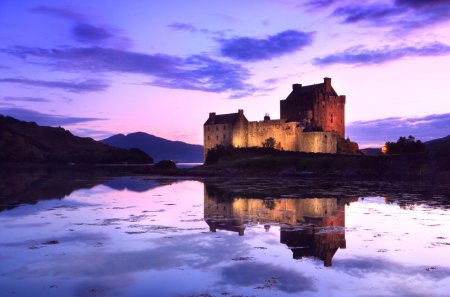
[204,184,357,267]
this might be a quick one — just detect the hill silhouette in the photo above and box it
[425,135,450,151]
[0,115,153,164]
[101,132,203,162]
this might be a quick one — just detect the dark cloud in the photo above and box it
[2,46,252,95]
[71,24,132,47]
[30,5,87,21]
[331,0,450,33]
[2,96,51,103]
[31,5,131,47]
[347,113,450,147]
[219,30,315,62]
[0,107,107,126]
[396,0,450,9]
[332,3,403,24]
[0,77,109,93]
[73,24,114,42]
[314,42,450,65]
[168,22,198,33]
[221,262,316,293]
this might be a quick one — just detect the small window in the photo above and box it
[216,135,218,140]
[207,136,210,140]
[207,127,210,131]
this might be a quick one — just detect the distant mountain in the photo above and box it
[360,148,382,155]
[0,115,153,164]
[101,132,203,162]
[425,135,450,151]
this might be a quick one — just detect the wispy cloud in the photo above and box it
[168,22,198,33]
[347,113,450,147]
[31,5,131,47]
[331,0,450,34]
[167,22,229,38]
[70,127,114,140]
[2,96,51,103]
[219,30,315,62]
[0,107,107,126]
[304,0,341,10]
[2,46,253,95]
[0,77,109,93]
[314,42,450,65]
[30,5,87,22]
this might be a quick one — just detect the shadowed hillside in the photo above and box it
[425,135,450,151]
[101,132,203,162]
[0,115,153,164]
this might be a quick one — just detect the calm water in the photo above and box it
[0,168,449,297]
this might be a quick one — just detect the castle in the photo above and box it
[204,77,348,158]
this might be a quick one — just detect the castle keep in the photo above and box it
[203,77,347,158]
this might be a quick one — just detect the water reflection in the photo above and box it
[0,165,169,211]
[204,183,357,266]
[0,172,449,297]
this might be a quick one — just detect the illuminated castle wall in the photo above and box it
[203,77,345,158]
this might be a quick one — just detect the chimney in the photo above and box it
[292,83,302,90]
[264,113,270,121]
[238,109,244,115]
[324,77,331,91]
[209,112,216,124]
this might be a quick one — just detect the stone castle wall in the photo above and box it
[247,120,298,150]
[203,123,233,157]
[203,121,339,157]
[298,132,339,154]
[231,117,248,148]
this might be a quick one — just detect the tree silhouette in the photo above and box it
[262,137,276,149]
[385,136,425,154]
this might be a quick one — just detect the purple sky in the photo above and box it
[0,0,449,147]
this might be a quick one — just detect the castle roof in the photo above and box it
[286,82,337,101]
[204,112,246,125]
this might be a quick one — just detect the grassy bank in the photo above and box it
[191,147,450,181]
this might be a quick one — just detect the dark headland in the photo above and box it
[0,115,153,164]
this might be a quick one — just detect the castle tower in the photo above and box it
[280,77,345,138]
